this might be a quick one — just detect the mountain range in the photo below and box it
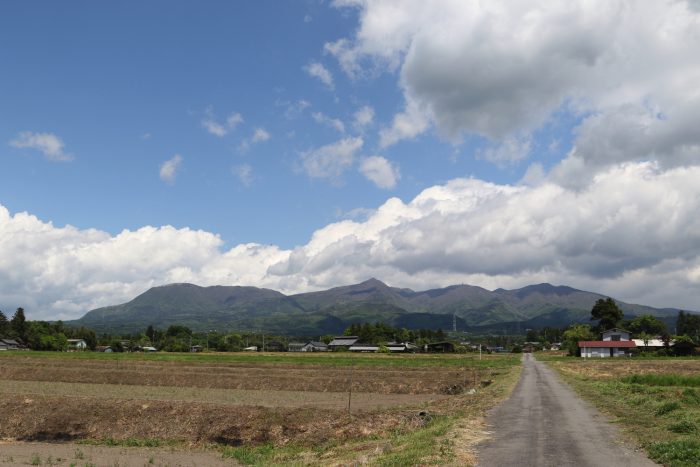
[69,279,689,336]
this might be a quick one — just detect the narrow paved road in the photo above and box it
[476,354,657,467]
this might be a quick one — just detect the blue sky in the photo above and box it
[1,0,529,248]
[2,1,700,320]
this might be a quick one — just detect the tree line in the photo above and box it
[0,307,97,351]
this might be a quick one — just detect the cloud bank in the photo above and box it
[3,161,700,321]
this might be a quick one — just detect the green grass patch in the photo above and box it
[648,439,700,467]
[668,420,697,434]
[655,401,682,416]
[221,443,276,465]
[78,438,180,448]
[623,374,700,387]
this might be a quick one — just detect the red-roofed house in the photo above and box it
[579,328,636,358]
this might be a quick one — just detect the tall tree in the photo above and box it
[590,298,623,331]
[562,324,595,356]
[10,307,27,340]
[0,309,9,335]
[625,314,667,336]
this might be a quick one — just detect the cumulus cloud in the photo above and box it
[251,128,271,143]
[312,112,346,133]
[330,0,700,178]
[359,156,400,189]
[159,154,183,184]
[304,61,334,89]
[202,107,243,137]
[300,136,363,179]
[477,135,532,166]
[9,131,72,161]
[353,105,375,130]
[5,161,700,320]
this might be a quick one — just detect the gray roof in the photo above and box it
[328,336,359,346]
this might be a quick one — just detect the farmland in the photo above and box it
[545,357,700,467]
[0,351,521,465]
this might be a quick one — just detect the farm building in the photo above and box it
[349,343,380,352]
[190,345,204,352]
[265,341,286,352]
[0,339,22,350]
[288,342,305,352]
[328,336,359,350]
[387,342,417,353]
[67,339,87,351]
[302,341,328,352]
[579,328,636,357]
[631,338,671,350]
[95,345,113,353]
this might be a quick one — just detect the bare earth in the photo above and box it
[476,354,658,467]
[0,440,231,467]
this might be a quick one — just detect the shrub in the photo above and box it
[668,420,697,434]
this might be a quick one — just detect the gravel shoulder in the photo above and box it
[476,354,658,467]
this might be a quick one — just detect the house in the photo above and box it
[67,339,87,351]
[190,345,204,352]
[0,339,22,350]
[328,335,359,351]
[424,342,455,353]
[349,343,379,352]
[602,328,631,341]
[579,328,636,358]
[302,341,328,352]
[288,342,305,352]
[95,345,113,353]
[386,342,417,353]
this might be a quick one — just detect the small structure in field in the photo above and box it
[579,328,636,358]
[190,345,204,352]
[328,335,359,351]
[265,341,286,352]
[302,341,328,352]
[387,342,417,353]
[349,343,380,352]
[0,339,23,350]
[631,338,671,350]
[95,345,113,353]
[243,345,258,351]
[141,346,157,352]
[67,339,87,351]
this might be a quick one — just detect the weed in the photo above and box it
[624,374,700,387]
[682,388,700,405]
[148,456,155,464]
[30,453,41,465]
[648,439,700,467]
[655,401,682,416]
[221,443,275,465]
[668,420,697,434]
[74,448,85,460]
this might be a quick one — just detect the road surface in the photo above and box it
[476,354,657,467]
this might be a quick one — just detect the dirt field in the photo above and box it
[0,352,520,465]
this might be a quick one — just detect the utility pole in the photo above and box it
[347,358,354,414]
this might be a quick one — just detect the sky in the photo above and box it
[2,0,700,321]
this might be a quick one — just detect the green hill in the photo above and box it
[69,279,689,335]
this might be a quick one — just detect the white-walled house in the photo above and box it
[579,328,636,358]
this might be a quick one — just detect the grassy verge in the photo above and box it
[546,357,700,467]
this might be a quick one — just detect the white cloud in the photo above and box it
[329,0,700,174]
[9,131,72,161]
[5,161,700,319]
[359,156,400,189]
[232,164,253,187]
[353,105,375,130]
[300,137,363,179]
[312,112,346,133]
[251,128,271,143]
[159,154,183,184]
[202,107,243,137]
[304,62,334,89]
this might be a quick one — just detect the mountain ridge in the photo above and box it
[70,279,691,335]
